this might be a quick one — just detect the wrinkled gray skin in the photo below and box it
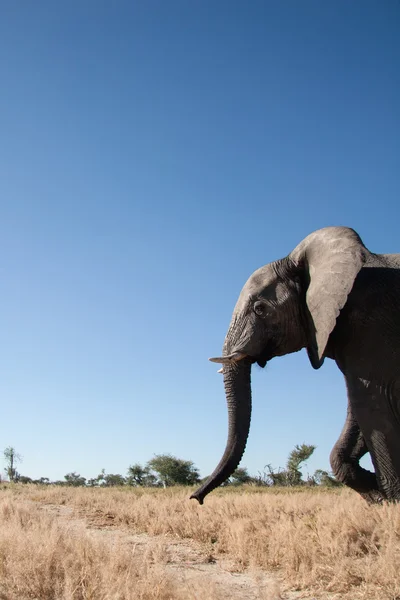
[191,227,400,505]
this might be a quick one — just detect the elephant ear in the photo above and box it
[290,227,368,369]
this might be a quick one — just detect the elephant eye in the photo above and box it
[253,301,266,316]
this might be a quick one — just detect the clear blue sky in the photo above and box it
[0,1,399,482]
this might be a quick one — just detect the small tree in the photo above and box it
[251,469,270,487]
[36,477,50,485]
[102,473,126,487]
[286,444,316,485]
[64,472,86,487]
[313,469,343,487]
[87,478,99,487]
[3,446,22,482]
[127,463,158,487]
[127,463,148,486]
[147,454,200,487]
[265,464,291,486]
[16,475,32,484]
[88,468,107,487]
[230,467,252,486]
[87,470,128,487]
[265,444,316,487]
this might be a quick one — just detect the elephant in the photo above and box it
[191,226,400,505]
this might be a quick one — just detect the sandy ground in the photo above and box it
[38,503,341,600]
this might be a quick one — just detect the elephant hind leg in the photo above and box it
[349,378,400,501]
[330,400,382,503]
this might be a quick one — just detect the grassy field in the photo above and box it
[0,484,399,599]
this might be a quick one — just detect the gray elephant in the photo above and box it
[191,226,400,505]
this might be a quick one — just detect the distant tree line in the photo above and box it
[2,445,342,488]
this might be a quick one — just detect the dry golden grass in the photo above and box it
[2,484,400,599]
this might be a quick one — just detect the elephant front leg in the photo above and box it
[330,395,383,504]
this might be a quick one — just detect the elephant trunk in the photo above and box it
[190,359,252,504]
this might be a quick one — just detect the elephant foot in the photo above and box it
[360,489,385,504]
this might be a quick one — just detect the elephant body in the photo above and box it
[191,227,400,504]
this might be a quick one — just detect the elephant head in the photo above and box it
[191,226,368,504]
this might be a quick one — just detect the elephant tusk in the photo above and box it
[217,368,223,374]
[209,352,248,364]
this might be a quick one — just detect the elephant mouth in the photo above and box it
[254,340,278,368]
